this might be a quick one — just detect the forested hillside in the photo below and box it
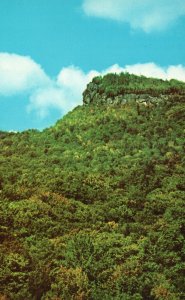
[0,73,185,300]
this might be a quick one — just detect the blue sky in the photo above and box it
[0,0,185,131]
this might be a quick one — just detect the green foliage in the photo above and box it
[0,74,185,299]
[83,72,185,104]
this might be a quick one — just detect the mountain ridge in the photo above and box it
[83,73,185,106]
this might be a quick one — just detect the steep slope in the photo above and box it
[0,74,185,300]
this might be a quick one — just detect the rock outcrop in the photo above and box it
[82,75,185,107]
[83,82,169,107]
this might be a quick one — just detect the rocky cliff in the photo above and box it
[83,73,185,106]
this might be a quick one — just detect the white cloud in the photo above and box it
[0,53,185,119]
[123,63,185,81]
[57,66,99,95]
[82,0,185,32]
[102,64,125,75]
[0,53,50,96]
[27,87,66,118]
[167,65,185,82]
[28,66,99,118]
[124,63,167,79]
[96,62,185,83]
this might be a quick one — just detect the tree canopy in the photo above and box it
[0,74,185,299]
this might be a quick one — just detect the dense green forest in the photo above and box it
[0,73,185,299]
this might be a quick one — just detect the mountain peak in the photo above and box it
[83,72,185,106]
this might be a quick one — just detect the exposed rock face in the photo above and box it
[83,83,169,106]
[82,75,185,107]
